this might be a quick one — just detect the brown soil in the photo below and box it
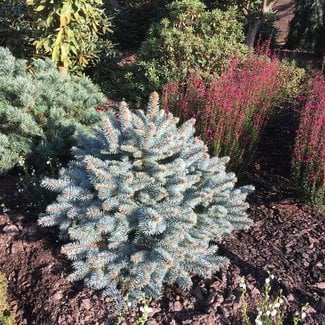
[0,102,324,324]
[1,200,324,324]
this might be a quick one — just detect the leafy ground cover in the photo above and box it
[0,100,324,324]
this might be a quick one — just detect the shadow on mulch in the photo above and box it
[239,98,301,206]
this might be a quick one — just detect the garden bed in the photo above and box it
[0,0,324,323]
[0,103,324,324]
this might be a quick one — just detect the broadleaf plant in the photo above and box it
[27,0,113,72]
[40,92,254,305]
[138,0,247,90]
[205,0,278,47]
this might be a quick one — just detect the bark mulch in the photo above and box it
[0,188,324,324]
[0,100,324,324]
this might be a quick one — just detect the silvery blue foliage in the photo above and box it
[40,92,254,304]
[0,46,104,173]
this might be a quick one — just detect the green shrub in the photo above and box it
[204,0,278,46]
[0,273,15,325]
[26,0,113,72]
[40,92,253,305]
[138,0,247,90]
[94,0,247,106]
[0,47,105,174]
[277,60,306,99]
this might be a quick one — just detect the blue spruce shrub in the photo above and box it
[40,92,254,304]
[0,46,104,173]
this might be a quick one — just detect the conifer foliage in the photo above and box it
[40,92,254,304]
[0,47,104,173]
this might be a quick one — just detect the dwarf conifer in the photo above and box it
[40,92,253,304]
[0,47,104,173]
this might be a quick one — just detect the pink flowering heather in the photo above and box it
[292,74,325,209]
[162,53,285,171]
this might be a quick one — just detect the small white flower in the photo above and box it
[279,298,284,305]
[140,305,152,313]
[127,301,132,307]
[266,310,271,316]
[270,274,275,279]
[46,160,51,165]
[271,309,277,317]
[265,278,270,285]
[294,311,299,316]
[255,320,263,325]
[301,312,306,319]
[274,302,280,308]
[239,282,246,289]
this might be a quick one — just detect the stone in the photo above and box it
[315,282,325,289]
[53,291,63,300]
[173,301,183,312]
[80,298,91,310]
[3,224,19,234]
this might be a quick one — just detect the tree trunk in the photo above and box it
[246,19,262,48]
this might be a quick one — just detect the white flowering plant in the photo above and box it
[116,294,152,325]
[14,158,63,213]
[240,273,308,325]
[293,304,308,325]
